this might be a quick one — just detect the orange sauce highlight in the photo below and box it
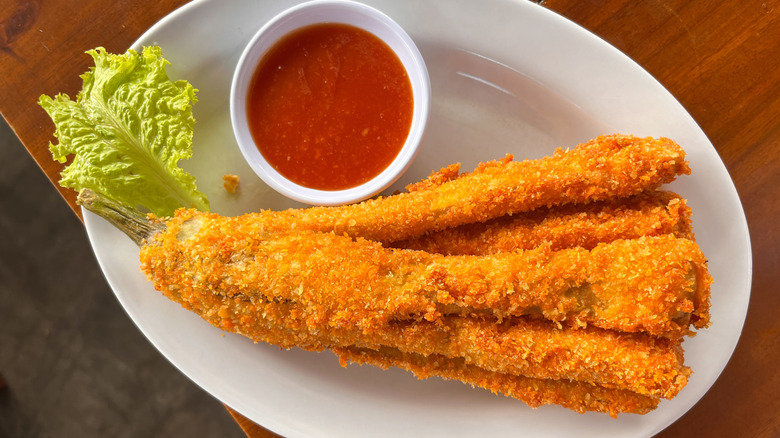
[247,23,414,191]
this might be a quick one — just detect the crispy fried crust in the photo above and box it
[335,346,659,418]
[141,210,710,337]
[229,135,690,244]
[139,212,698,398]
[394,190,693,254]
[423,234,711,335]
[133,134,705,416]
[140,244,691,398]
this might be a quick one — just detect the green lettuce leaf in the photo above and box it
[39,46,209,217]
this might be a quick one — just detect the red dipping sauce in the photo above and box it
[246,23,414,191]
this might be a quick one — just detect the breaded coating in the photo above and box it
[222,174,240,194]
[141,234,691,397]
[234,134,690,244]
[140,209,710,338]
[139,210,699,398]
[141,263,690,398]
[77,132,706,417]
[394,190,693,254]
[335,346,659,417]
[403,162,462,193]
[369,317,690,399]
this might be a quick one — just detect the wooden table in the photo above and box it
[1,0,777,436]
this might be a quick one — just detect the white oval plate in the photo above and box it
[83,1,752,437]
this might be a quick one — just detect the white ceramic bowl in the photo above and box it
[230,0,430,206]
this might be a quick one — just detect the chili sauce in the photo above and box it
[246,23,414,190]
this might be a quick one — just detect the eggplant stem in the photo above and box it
[76,189,164,246]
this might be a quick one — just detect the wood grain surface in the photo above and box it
[1,0,777,437]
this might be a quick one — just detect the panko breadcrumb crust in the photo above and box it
[394,190,693,254]
[335,346,659,418]
[136,134,708,416]
[223,134,691,245]
[142,210,709,339]
[141,218,689,397]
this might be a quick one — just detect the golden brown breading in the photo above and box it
[222,174,240,194]
[141,246,692,398]
[335,346,659,418]
[80,133,705,417]
[393,190,693,254]
[139,210,699,398]
[228,134,690,244]
[140,209,710,338]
